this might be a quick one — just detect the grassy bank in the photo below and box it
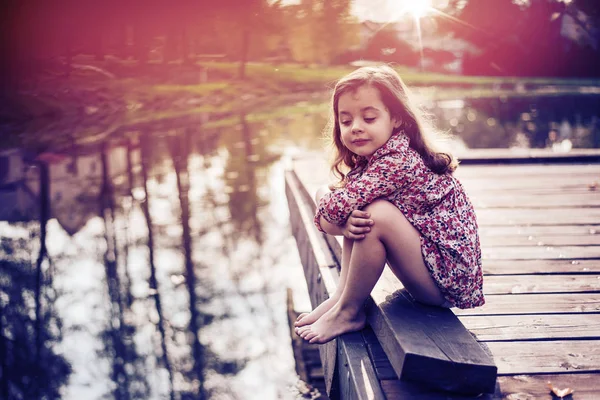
[2,57,599,151]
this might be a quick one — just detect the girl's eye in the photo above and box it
[364,117,376,123]
[340,120,351,126]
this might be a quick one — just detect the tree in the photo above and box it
[438,0,600,76]
[284,0,358,65]
[364,28,419,66]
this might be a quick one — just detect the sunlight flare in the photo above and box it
[387,0,434,19]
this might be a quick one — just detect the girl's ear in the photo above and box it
[393,118,402,129]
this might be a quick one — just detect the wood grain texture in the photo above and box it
[454,293,600,315]
[479,224,600,237]
[481,259,600,275]
[481,245,600,260]
[486,340,600,374]
[459,314,600,341]
[481,234,600,246]
[476,208,600,226]
[290,155,600,398]
[483,274,600,294]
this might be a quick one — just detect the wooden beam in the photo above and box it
[329,236,498,395]
[286,170,386,399]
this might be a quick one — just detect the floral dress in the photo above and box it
[314,132,484,309]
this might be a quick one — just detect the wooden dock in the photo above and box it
[286,152,600,399]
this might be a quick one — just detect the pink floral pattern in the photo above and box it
[314,132,484,309]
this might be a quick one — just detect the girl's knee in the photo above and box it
[364,199,397,222]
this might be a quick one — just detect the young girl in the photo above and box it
[295,65,484,344]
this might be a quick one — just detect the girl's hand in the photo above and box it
[342,210,373,240]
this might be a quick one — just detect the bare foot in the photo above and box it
[295,297,338,328]
[296,306,366,344]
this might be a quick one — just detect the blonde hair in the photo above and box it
[326,65,457,186]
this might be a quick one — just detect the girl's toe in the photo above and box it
[294,313,308,326]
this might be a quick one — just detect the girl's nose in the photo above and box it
[351,121,363,133]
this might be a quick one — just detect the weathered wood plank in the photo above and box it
[470,193,600,208]
[481,245,600,260]
[336,332,387,400]
[286,170,342,396]
[381,373,600,399]
[476,208,600,226]
[366,268,497,395]
[481,259,600,275]
[486,340,600,375]
[460,314,600,341]
[479,224,600,237]
[483,274,600,294]
[456,149,600,164]
[481,234,600,247]
[380,379,490,399]
[455,163,600,177]
[495,374,600,400]
[286,170,388,399]
[454,293,600,315]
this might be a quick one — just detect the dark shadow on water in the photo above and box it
[139,139,176,399]
[99,143,151,400]
[0,161,71,400]
[167,131,207,400]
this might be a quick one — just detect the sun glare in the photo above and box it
[399,0,434,19]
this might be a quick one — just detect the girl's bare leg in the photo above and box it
[297,200,445,344]
[295,238,353,328]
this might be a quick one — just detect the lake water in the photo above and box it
[1,93,599,400]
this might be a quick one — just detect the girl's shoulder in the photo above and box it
[370,132,410,161]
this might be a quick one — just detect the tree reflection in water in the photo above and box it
[0,161,71,400]
[1,107,335,399]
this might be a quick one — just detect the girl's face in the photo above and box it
[337,85,400,159]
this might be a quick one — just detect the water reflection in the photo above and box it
[1,93,599,399]
[0,109,311,399]
[434,95,600,149]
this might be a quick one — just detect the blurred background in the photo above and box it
[0,0,599,399]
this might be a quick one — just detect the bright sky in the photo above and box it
[352,0,451,22]
[278,0,452,22]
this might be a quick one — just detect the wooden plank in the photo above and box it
[481,234,600,247]
[456,149,600,163]
[495,374,600,400]
[476,208,600,226]
[286,170,340,396]
[380,379,490,399]
[286,170,387,399]
[481,245,600,260]
[460,314,600,341]
[483,274,600,294]
[455,163,600,177]
[480,224,600,237]
[460,176,598,188]
[486,340,600,375]
[470,193,600,208]
[481,259,600,275]
[336,332,386,400]
[366,268,497,395]
[381,373,600,399]
[454,293,600,315]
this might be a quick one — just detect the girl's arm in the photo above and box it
[315,185,344,235]
[317,152,411,227]
[315,185,373,239]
